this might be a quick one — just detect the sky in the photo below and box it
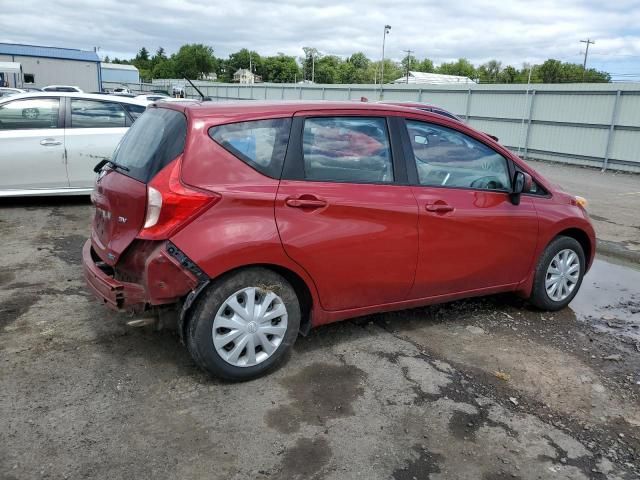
[1,0,639,80]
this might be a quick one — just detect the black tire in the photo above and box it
[529,236,585,311]
[186,267,300,381]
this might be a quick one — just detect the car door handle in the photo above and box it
[285,197,327,209]
[425,203,455,213]
[40,138,62,146]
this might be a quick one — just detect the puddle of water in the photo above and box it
[569,257,640,341]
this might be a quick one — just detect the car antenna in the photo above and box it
[182,74,210,101]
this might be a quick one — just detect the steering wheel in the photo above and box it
[470,175,503,190]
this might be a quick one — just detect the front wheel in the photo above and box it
[186,268,300,380]
[22,108,39,120]
[529,236,585,310]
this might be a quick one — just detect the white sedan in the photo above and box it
[0,87,26,98]
[0,92,147,196]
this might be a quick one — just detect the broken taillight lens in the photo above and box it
[138,158,220,240]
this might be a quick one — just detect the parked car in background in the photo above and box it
[135,93,171,103]
[0,92,146,196]
[42,85,83,93]
[83,101,595,381]
[0,87,26,97]
[382,101,463,122]
[383,102,500,142]
[112,87,132,95]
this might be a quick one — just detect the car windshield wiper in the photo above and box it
[93,158,130,173]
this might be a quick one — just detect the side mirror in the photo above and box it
[510,171,532,205]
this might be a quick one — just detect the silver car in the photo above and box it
[0,87,26,98]
[0,92,147,196]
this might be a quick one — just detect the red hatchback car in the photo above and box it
[83,101,595,380]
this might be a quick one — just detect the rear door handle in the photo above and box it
[285,197,327,209]
[40,138,62,146]
[425,203,454,213]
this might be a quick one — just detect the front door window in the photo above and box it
[406,120,510,191]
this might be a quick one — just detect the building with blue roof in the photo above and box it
[0,42,101,92]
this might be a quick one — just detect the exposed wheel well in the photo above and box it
[260,264,313,335]
[183,264,314,339]
[555,228,592,267]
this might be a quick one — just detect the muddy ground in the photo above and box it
[1,196,639,480]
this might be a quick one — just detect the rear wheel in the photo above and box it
[186,268,300,380]
[529,236,585,310]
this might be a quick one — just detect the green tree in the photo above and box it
[301,47,320,81]
[538,59,563,83]
[437,58,476,78]
[369,59,402,83]
[338,52,371,83]
[262,54,300,82]
[477,59,502,82]
[133,47,150,70]
[314,55,342,84]
[348,52,370,70]
[152,59,175,79]
[226,49,262,79]
[400,53,417,76]
[499,65,518,83]
[150,47,167,69]
[173,44,216,79]
[103,55,111,63]
[415,58,435,73]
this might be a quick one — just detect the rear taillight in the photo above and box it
[138,158,220,240]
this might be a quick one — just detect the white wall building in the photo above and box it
[0,42,101,91]
[392,71,475,85]
[233,68,262,84]
[101,63,140,84]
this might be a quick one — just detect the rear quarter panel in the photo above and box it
[173,117,322,313]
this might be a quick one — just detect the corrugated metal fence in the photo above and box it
[180,82,640,173]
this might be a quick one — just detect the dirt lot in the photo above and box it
[1,166,639,479]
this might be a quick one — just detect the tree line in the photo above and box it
[105,44,611,84]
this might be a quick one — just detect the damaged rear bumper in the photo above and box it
[82,239,199,311]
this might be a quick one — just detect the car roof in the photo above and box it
[0,91,148,106]
[157,100,462,119]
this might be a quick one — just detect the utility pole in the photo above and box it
[312,50,315,83]
[380,25,391,97]
[403,49,413,84]
[580,38,595,80]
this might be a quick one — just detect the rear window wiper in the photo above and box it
[93,158,130,173]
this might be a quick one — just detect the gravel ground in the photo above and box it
[1,197,639,480]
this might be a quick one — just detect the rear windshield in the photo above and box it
[112,107,186,183]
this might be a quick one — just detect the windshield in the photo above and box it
[111,107,187,183]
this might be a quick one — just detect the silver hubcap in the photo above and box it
[545,249,580,302]
[212,287,288,367]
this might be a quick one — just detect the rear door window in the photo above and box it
[209,118,292,178]
[302,117,393,183]
[70,99,127,128]
[122,103,146,120]
[111,107,187,183]
[0,98,60,130]
[406,119,511,191]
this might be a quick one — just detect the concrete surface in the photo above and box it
[528,160,640,263]
[1,198,639,480]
